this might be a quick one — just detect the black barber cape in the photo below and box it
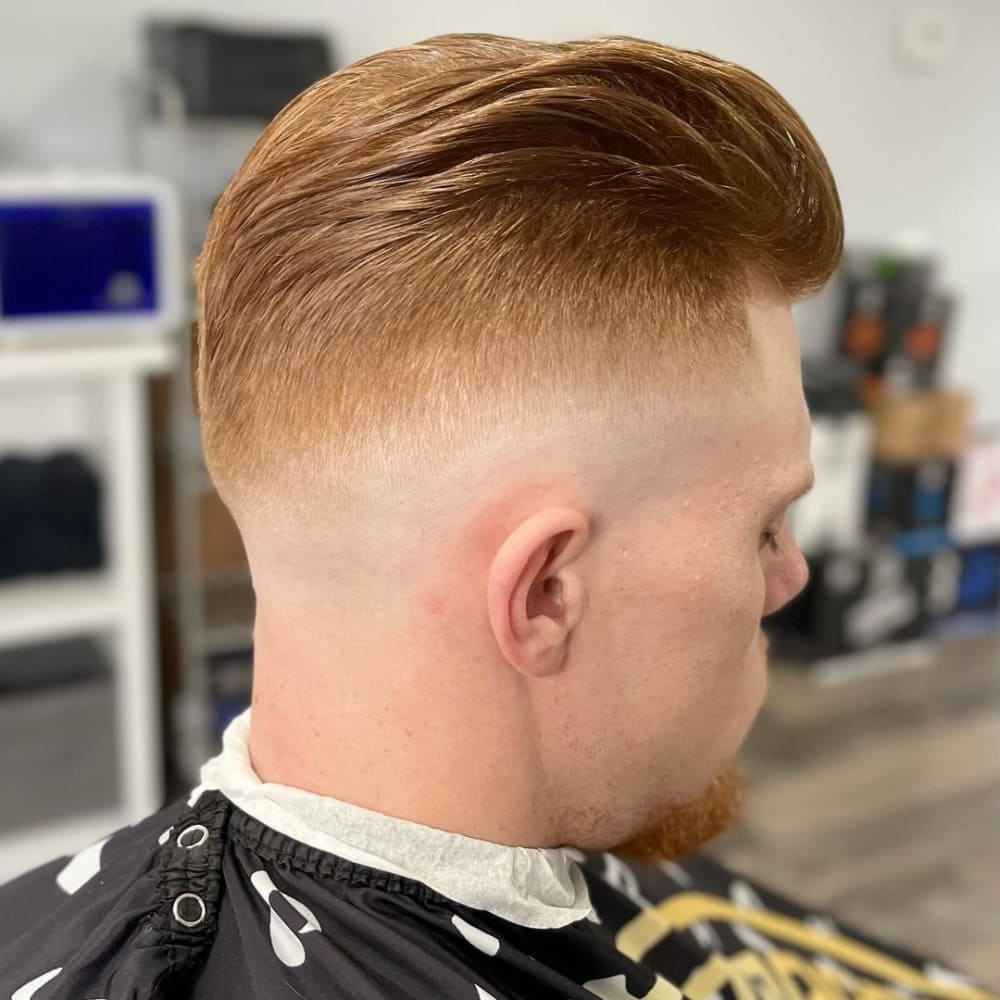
[1,710,994,1000]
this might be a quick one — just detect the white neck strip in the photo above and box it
[193,708,593,929]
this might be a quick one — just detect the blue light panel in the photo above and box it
[0,201,158,318]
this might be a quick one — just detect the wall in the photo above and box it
[1,0,998,422]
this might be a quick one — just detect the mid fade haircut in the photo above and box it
[195,33,843,530]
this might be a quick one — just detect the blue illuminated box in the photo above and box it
[0,175,181,338]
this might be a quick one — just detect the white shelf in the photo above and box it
[0,328,168,839]
[0,334,176,382]
[0,807,129,885]
[0,572,122,647]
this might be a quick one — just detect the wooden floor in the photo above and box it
[708,631,1000,990]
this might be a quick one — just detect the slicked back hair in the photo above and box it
[196,33,843,527]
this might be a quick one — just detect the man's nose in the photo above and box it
[784,537,810,602]
[766,528,811,617]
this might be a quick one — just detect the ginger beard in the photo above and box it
[609,629,767,862]
[609,759,745,863]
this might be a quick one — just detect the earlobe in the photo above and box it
[486,507,589,679]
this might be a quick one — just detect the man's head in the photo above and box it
[196,34,841,858]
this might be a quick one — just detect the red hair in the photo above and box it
[195,33,842,527]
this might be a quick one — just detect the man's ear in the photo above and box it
[486,507,590,678]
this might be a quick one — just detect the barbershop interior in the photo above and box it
[0,0,997,989]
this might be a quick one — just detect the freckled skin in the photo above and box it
[421,591,444,619]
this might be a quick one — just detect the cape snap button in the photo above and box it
[177,823,209,849]
[173,892,207,928]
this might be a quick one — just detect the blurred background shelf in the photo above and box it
[0,808,128,884]
[0,331,175,879]
[0,335,174,381]
[0,571,120,646]
[0,658,120,883]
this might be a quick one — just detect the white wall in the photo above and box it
[2,0,998,422]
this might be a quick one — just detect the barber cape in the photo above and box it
[0,709,993,1000]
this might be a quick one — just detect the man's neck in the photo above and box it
[247,610,560,848]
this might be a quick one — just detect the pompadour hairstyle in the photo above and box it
[195,33,843,526]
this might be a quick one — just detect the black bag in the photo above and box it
[0,451,105,580]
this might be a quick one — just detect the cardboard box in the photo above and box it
[871,391,970,462]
